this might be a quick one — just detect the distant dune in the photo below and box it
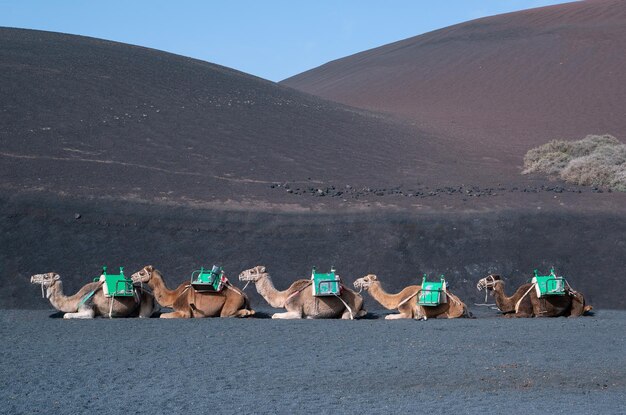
[283,0,626,184]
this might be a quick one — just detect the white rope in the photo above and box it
[397,291,420,307]
[108,296,114,319]
[515,283,536,314]
[333,293,354,320]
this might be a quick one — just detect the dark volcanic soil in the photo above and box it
[1,309,624,414]
[4,194,625,310]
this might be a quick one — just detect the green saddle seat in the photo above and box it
[418,275,448,306]
[190,266,225,292]
[532,268,566,297]
[311,267,341,297]
[96,267,134,297]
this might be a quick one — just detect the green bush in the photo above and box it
[523,134,626,192]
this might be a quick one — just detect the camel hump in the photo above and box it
[289,279,312,293]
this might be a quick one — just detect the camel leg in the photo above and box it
[504,311,532,318]
[231,309,255,318]
[160,310,191,319]
[341,309,353,319]
[567,294,585,317]
[271,311,302,319]
[385,313,410,320]
[63,308,95,319]
[355,309,367,318]
[138,297,156,318]
[220,295,252,318]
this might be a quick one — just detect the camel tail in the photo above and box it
[463,304,475,319]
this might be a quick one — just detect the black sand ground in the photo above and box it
[1,308,624,414]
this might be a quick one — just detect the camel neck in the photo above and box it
[368,281,406,310]
[493,282,516,312]
[47,281,82,313]
[148,271,179,307]
[255,275,288,308]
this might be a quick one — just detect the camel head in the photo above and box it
[476,274,502,293]
[238,266,267,283]
[353,274,378,291]
[131,265,155,284]
[30,272,61,298]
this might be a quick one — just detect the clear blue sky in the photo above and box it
[0,0,574,81]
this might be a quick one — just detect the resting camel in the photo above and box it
[476,274,592,318]
[131,265,254,318]
[353,274,468,319]
[238,266,366,319]
[30,272,155,319]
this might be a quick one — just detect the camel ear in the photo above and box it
[53,274,60,281]
[491,274,502,281]
[371,274,378,281]
[145,265,154,272]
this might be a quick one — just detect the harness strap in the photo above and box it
[283,282,312,307]
[333,293,354,320]
[515,283,536,313]
[224,280,244,296]
[397,290,420,307]
[78,281,104,309]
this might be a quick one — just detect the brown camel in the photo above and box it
[353,274,468,319]
[238,266,366,319]
[476,274,592,318]
[30,272,155,319]
[131,265,255,318]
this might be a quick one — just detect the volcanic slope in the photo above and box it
[0,27,445,211]
[283,0,626,187]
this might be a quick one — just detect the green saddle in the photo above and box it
[532,268,566,297]
[190,266,225,292]
[418,274,447,306]
[311,266,341,297]
[94,266,134,297]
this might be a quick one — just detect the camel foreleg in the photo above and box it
[63,308,95,319]
[385,313,411,320]
[232,309,255,318]
[271,311,302,319]
[138,296,156,318]
[160,310,191,318]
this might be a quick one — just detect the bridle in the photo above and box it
[476,275,499,304]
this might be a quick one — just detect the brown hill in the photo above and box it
[282,0,626,186]
[0,27,434,211]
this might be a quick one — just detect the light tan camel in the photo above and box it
[131,265,255,318]
[353,274,468,319]
[30,272,155,319]
[238,266,366,319]
[476,274,592,318]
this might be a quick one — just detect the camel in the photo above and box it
[238,266,366,319]
[30,272,155,319]
[353,274,469,319]
[476,274,592,318]
[131,265,255,318]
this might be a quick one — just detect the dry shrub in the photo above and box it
[523,134,626,191]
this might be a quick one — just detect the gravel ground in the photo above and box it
[1,308,624,414]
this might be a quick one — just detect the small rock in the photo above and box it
[74,213,81,220]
